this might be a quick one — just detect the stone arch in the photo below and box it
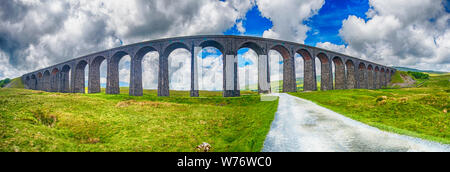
[316,53,332,91]
[60,65,71,93]
[374,66,380,89]
[107,51,131,94]
[89,56,106,93]
[74,60,88,93]
[236,41,268,94]
[132,46,160,96]
[332,56,345,89]
[296,49,316,91]
[358,62,367,89]
[50,68,60,92]
[238,41,264,55]
[196,40,225,96]
[270,44,295,92]
[157,42,190,96]
[135,46,159,61]
[159,42,191,96]
[163,42,190,57]
[43,70,51,92]
[199,40,225,55]
[345,59,356,89]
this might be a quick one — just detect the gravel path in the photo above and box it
[262,93,450,152]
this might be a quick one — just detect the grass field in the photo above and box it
[289,74,450,144]
[0,87,278,152]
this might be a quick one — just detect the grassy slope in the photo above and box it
[289,74,450,144]
[389,71,406,84]
[0,88,278,152]
[4,77,24,89]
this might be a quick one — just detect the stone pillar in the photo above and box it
[74,66,85,93]
[88,63,100,93]
[374,71,379,89]
[57,72,63,92]
[60,71,70,93]
[383,72,387,87]
[367,69,373,89]
[45,74,51,92]
[158,54,169,97]
[234,52,240,97]
[346,63,356,89]
[50,74,55,92]
[283,55,296,92]
[190,46,201,97]
[129,57,143,96]
[106,59,120,94]
[358,67,367,89]
[34,78,38,90]
[320,59,333,91]
[30,78,36,90]
[258,54,271,94]
[223,53,237,97]
[38,77,43,90]
[304,58,317,91]
[334,62,346,90]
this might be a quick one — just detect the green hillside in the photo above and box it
[393,66,448,74]
[0,88,278,152]
[3,77,24,89]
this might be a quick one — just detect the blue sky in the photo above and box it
[224,0,370,47]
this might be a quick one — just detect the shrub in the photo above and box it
[407,71,429,79]
[0,78,11,88]
[32,108,57,127]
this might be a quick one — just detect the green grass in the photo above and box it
[390,71,406,84]
[0,88,278,152]
[289,74,450,144]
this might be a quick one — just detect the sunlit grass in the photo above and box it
[289,74,450,144]
[0,88,277,152]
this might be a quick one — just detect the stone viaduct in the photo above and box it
[22,35,396,97]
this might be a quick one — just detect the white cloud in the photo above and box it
[0,0,254,81]
[318,0,450,72]
[257,0,324,43]
[238,49,258,90]
[236,20,246,34]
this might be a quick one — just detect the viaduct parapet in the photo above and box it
[22,35,396,97]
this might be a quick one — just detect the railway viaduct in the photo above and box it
[22,35,396,97]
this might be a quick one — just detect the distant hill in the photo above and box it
[393,66,448,74]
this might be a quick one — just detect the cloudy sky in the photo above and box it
[1,0,449,90]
